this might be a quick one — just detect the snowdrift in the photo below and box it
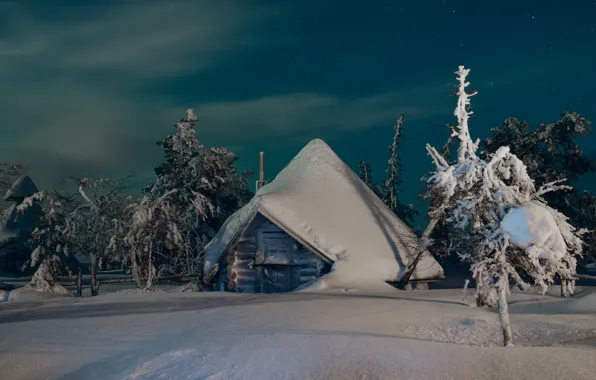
[7,283,72,302]
[205,139,443,291]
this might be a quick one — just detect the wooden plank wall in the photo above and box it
[221,213,331,293]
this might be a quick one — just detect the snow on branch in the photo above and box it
[535,179,572,198]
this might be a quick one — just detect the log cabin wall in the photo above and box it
[221,213,331,293]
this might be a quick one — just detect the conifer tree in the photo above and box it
[358,159,382,197]
[382,115,417,227]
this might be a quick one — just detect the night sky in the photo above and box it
[1,0,595,215]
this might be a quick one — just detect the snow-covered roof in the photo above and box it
[1,201,42,241]
[204,139,444,287]
[4,176,38,201]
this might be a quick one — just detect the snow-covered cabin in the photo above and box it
[0,176,42,274]
[204,139,444,293]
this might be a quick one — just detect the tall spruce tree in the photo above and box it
[382,115,417,227]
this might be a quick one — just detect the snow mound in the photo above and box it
[205,139,443,292]
[501,201,567,262]
[8,284,73,301]
[7,283,72,301]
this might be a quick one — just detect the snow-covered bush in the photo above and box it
[425,66,584,346]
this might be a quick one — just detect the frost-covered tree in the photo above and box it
[483,112,593,187]
[18,191,80,292]
[424,66,584,347]
[382,115,417,227]
[120,190,182,289]
[124,109,252,286]
[68,177,131,295]
[574,191,596,267]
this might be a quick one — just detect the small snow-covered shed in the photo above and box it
[204,139,444,293]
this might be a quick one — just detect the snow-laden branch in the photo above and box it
[535,179,572,198]
[453,65,480,163]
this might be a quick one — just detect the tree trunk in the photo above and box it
[397,217,440,289]
[30,257,56,292]
[560,279,566,297]
[76,268,82,297]
[186,248,191,275]
[498,279,515,347]
[146,243,153,290]
[130,250,143,289]
[476,292,490,307]
[90,253,99,296]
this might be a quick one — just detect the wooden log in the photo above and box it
[229,271,256,282]
[232,259,255,266]
[236,243,257,251]
[238,236,256,243]
[227,280,236,290]
[203,264,219,284]
[234,251,257,260]
[231,268,256,276]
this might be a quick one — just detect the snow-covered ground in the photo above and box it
[1,287,595,380]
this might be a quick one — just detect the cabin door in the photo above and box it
[256,231,301,293]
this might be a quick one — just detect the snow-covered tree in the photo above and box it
[574,191,596,267]
[68,177,131,295]
[18,191,79,292]
[358,159,375,191]
[120,190,182,289]
[382,114,417,227]
[483,112,593,187]
[424,66,584,347]
[124,109,252,286]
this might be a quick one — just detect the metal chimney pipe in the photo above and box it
[259,152,265,182]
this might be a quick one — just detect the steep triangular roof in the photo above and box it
[4,176,38,201]
[204,139,443,286]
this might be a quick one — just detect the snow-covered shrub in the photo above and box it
[425,66,584,346]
